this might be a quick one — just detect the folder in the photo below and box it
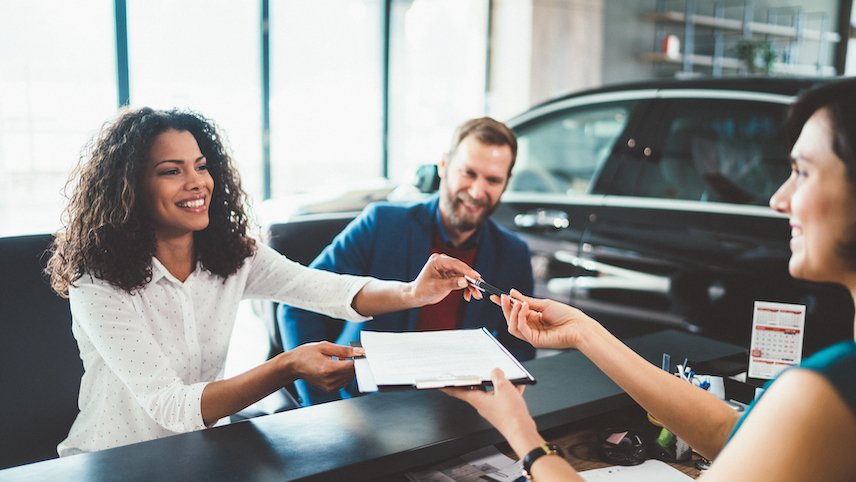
[352,327,536,392]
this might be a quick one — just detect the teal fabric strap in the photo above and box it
[727,340,856,444]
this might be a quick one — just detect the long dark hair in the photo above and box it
[48,107,255,296]
[786,77,856,268]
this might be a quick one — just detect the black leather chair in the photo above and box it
[264,214,358,356]
[0,234,82,469]
[0,224,361,462]
[237,214,355,410]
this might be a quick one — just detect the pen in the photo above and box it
[464,275,509,298]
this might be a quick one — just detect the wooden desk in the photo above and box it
[522,407,704,478]
[378,406,704,481]
[0,330,740,481]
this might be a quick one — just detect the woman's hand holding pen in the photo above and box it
[278,341,364,392]
[494,289,597,350]
[202,341,363,424]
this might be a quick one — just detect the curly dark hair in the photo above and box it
[47,107,255,297]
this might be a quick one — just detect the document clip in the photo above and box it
[415,374,482,390]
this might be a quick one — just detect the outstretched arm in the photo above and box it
[201,341,362,424]
[351,252,483,316]
[496,290,740,459]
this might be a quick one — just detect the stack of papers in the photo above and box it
[354,328,536,392]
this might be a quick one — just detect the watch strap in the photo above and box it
[522,442,563,480]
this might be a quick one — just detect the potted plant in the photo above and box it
[732,40,777,75]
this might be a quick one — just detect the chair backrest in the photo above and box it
[267,214,358,265]
[0,234,83,469]
[264,214,357,354]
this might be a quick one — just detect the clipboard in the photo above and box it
[352,327,536,392]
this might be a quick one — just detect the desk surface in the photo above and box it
[519,407,704,479]
[372,405,705,482]
[0,330,744,482]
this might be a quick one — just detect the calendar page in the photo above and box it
[748,301,806,379]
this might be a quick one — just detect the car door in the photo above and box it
[577,92,852,352]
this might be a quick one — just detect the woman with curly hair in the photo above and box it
[48,106,482,456]
[445,77,856,481]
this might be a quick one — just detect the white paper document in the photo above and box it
[356,328,535,391]
[579,460,693,481]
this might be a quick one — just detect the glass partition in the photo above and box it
[387,0,489,182]
[269,0,384,199]
[0,0,116,237]
[127,0,263,205]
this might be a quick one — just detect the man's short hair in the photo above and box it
[447,117,518,175]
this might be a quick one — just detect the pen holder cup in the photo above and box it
[597,428,647,466]
[647,413,692,462]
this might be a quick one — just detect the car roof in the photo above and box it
[516,75,832,115]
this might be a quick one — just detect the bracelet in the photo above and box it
[521,442,563,481]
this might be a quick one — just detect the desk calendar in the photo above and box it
[748,301,805,379]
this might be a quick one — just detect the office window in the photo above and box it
[127,0,263,205]
[0,0,117,237]
[387,0,489,181]
[269,0,384,198]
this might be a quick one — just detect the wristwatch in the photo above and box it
[522,442,563,481]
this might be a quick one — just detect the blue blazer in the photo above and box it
[278,194,534,404]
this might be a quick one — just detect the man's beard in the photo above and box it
[441,188,499,233]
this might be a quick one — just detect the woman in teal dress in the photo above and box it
[444,77,856,482]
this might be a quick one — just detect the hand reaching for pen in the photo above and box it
[492,289,597,350]
[281,341,363,392]
[410,252,484,305]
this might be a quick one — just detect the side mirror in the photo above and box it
[413,164,440,193]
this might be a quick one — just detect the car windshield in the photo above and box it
[510,101,635,196]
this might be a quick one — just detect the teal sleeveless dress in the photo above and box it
[727,340,856,442]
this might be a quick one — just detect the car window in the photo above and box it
[510,102,636,195]
[633,99,791,206]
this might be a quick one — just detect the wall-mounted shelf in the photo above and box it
[641,0,839,77]
[642,11,841,43]
[639,52,837,76]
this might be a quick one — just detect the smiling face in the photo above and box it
[770,108,856,285]
[139,129,214,243]
[438,135,512,245]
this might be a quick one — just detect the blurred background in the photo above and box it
[1,0,853,238]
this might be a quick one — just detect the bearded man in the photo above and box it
[279,117,535,406]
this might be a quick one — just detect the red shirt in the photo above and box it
[414,231,478,331]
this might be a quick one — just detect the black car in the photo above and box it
[264,76,852,356]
